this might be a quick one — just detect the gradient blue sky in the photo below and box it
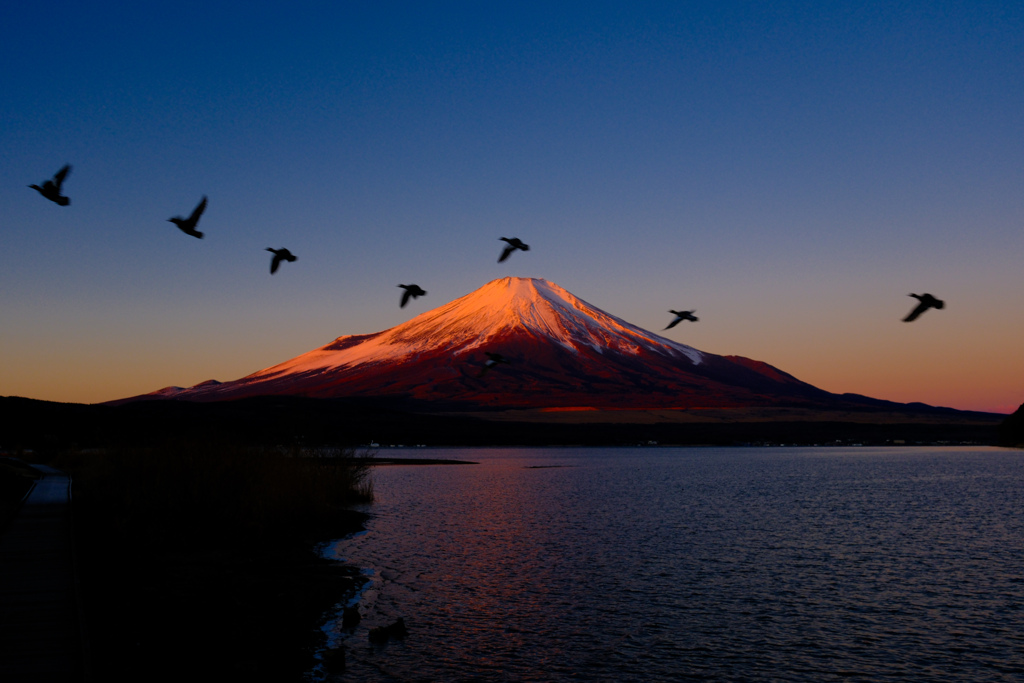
[2,1,1022,412]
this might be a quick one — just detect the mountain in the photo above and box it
[127,277,851,410]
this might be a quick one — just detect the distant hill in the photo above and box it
[999,403,1024,446]
[1,396,1004,454]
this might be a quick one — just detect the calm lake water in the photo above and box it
[318,447,1024,681]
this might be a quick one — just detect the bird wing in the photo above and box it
[902,301,930,322]
[400,289,411,307]
[53,165,70,189]
[498,245,514,262]
[270,253,281,274]
[664,317,681,330]
[189,196,208,222]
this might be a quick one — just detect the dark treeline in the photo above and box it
[1,395,1007,454]
[999,403,1024,447]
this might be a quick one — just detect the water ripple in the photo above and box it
[318,447,1024,682]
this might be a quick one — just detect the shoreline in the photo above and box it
[370,457,477,465]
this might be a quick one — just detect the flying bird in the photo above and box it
[29,165,71,206]
[478,351,509,378]
[902,293,944,322]
[266,248,297,274]
[168,196,207,238]
[664,310,698,330]
[498,237,529,263]
[398,284,427,307]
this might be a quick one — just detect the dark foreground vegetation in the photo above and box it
[0,457,39,532]
[45,443,373,681]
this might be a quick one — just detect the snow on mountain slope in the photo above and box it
[250,277,702,379]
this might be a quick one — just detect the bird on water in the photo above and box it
[266,248,297,274]
[398,284,427,307]
[902,293,944,322]
[168,196,207,238]
[498,237,529,263]
[664,310,698,330]
[29,165,71,206]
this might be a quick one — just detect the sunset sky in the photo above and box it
[2,1,1022,413]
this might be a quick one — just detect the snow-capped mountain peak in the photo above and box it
[385,277,700,359]
[131,276,827,409]
[245,277,701,382]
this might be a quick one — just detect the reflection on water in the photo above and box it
[318,447,1024,681]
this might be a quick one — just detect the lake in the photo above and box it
[318,447,1024,681]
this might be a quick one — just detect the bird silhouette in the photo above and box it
[902,293,944,322]
[664,310,698,329]
[168,196,207,238]
[266,248,297,274]
[398,284,427,307]
[478,351,509,378]
[29,165,71,206]
[498,237,529,263]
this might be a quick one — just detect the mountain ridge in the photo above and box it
[118,277,896,410]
